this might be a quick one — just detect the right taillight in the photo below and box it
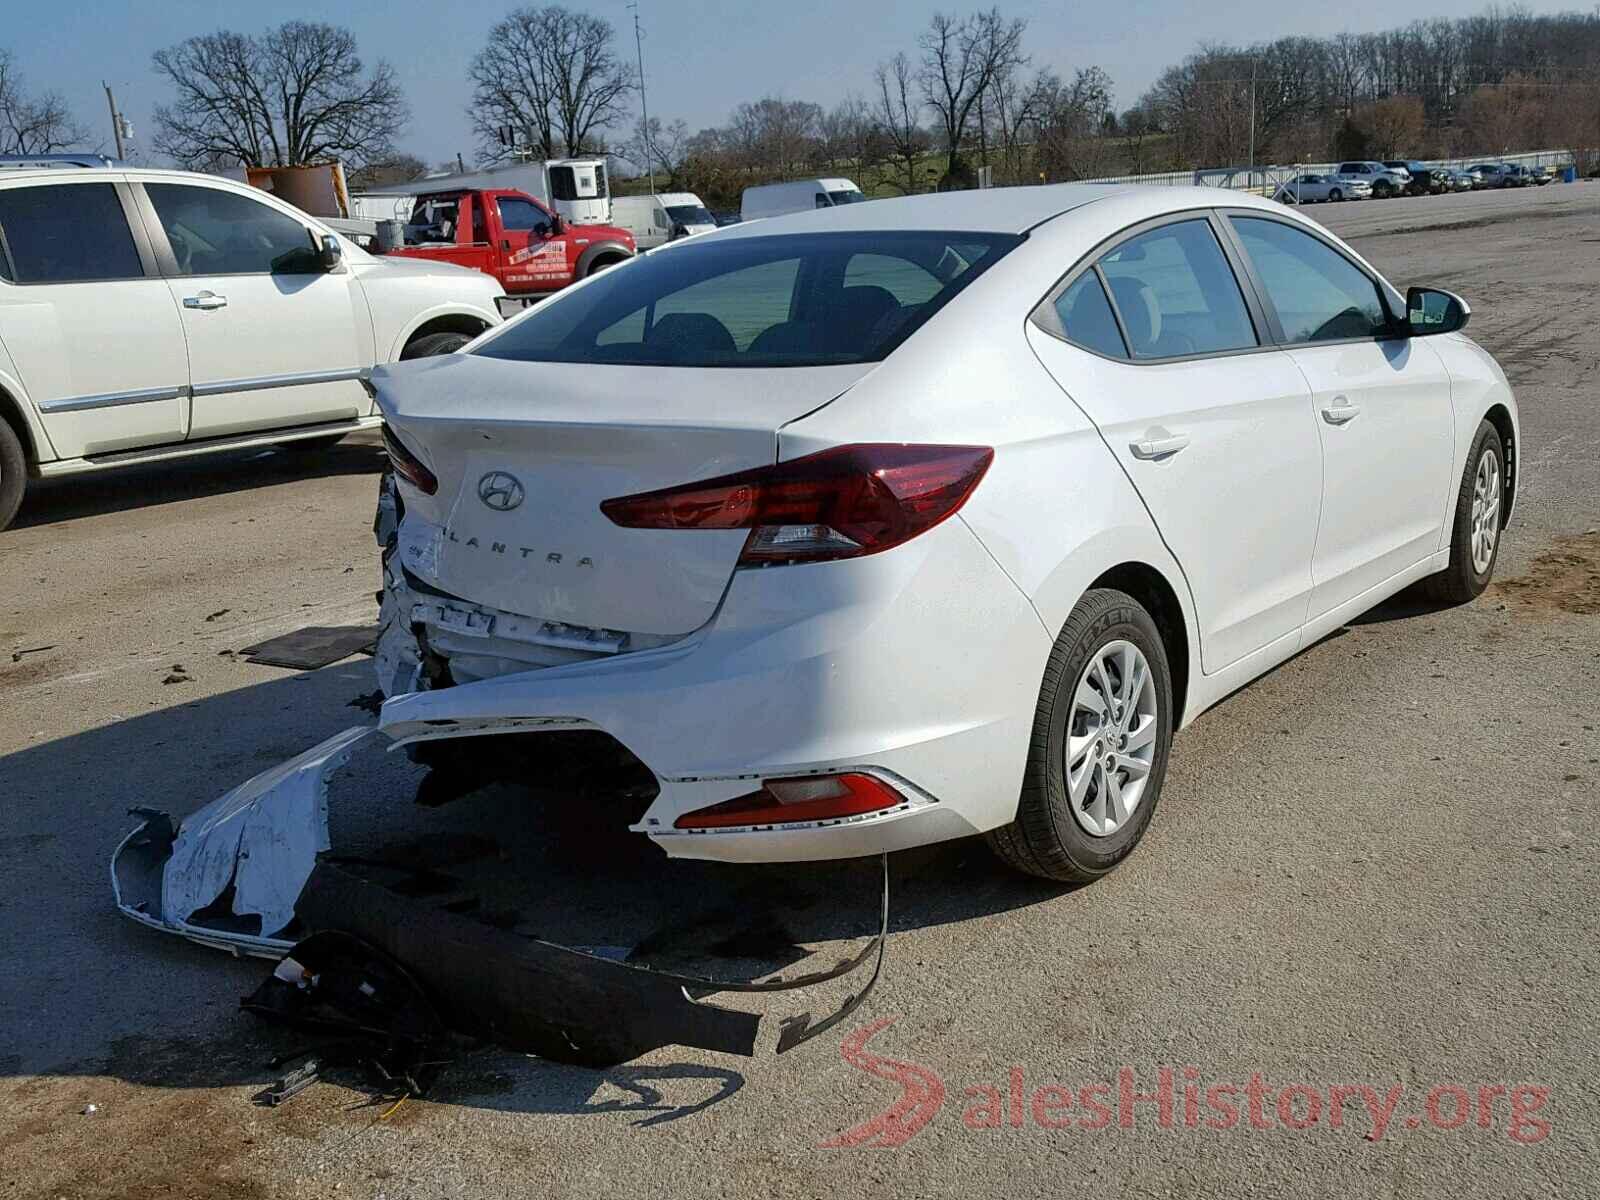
[382,426,437,495]
[599,443,993,566]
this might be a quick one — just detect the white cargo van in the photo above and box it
[740,178,867,222]
[610,192,717,250]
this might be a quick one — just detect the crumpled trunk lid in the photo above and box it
[374,354,869,637]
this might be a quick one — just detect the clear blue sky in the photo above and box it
[15,0,1587,165]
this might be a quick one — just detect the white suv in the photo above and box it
[1333,161,1410,199]
[0,161,506,531]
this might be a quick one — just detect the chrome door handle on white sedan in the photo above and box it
[1129,434,1191,460]
[183,292,228,311]
[1321,395,1360,425]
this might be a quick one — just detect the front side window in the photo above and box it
[1232,217,1389,344]
[814,193,830,209]
[0,183,143,284]
[828,189,867,205]
[475,230,1020,369]
[1096,219,1257,358]
[498,197,551,232]
[145,184,318,275]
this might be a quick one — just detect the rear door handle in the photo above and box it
[1321,395,1360,425]
[1129,434,1190,460]
[183,291,227,311]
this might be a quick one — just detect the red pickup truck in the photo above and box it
[383,187,635,301]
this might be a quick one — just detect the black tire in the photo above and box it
[0,416,25,533]
[401,331,472,360]
[1373,180,1393,199]
[1421,420,1506,606]
[583,254,627,278]
[987,589,1175,883]
[1329,188,1343,202]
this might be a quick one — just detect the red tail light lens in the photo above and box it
[600,443,993,565]
[673,772,905,829]
[382,426,437,495]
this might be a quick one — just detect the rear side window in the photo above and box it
[1097,219,1257,358]
[1050,271,1128,359]
[145,184,319,275]
[475,230,1021,368]
[1232,217,1389,343]
[0,183,143,284]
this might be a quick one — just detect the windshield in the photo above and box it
[474,230,1020,369]
[828,189,867,205]
[664,204,715,227]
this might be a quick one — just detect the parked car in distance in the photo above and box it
[1469,163,1516,188]
[1383,160,1433,196]
[1524,164,1554,185]
[1431,168,1471,193]
[368,184,1516,883]
[0,162,506,532]
[388,186,634,305]
[1272,173,1371,203]
[712,209,742,227]
[741,178,867,222]
[610,192,717,250]
[1333,161,1411,198]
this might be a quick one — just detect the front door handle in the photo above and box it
[1129,434,1191,460]
[183,291,227,311]
[1321,395,1361,425]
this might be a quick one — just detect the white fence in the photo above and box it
[1083,148,1576,190]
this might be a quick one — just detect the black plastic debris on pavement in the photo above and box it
[240,625,379,670]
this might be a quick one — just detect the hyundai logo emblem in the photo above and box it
[477,471,525,512]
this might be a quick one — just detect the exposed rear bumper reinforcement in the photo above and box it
[111,726,886,1061]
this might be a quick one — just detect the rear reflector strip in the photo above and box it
[673,772,905,830]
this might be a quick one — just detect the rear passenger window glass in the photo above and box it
[1052,271,1127,358]
[1232,217,1389,343]
[1098,219,1257,358]
[145,184,319,275]
[0,183,143,284]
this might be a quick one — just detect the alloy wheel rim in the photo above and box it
[1470,447,1502,575]
[1065,640,1158,837]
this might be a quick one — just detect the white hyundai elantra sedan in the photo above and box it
[368,184,1516,882]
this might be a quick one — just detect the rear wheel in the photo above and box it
[1373,180,1394,199]
[401,331,472,360]
[1421,420,1505,605]
[0,417,26,532]
[1328,187,1343,202]
[987,589,1174,883]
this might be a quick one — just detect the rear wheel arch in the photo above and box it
[1085,562,1191,728]
[0,385,43,464]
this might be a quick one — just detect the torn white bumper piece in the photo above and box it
[112,726,375,958]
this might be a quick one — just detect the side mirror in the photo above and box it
[549,214,565,236]
[318,234,343,272]
[1405,286,1470,336]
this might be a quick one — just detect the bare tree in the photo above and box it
[619,115,690,187]
[346,153,430,190]
[873,53,931,194]
[917,8,1027,183]
[0,48,91,155]
[1353,94,1425,158]
[469,6,632,162]
[152,23,406,170]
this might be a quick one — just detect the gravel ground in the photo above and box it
[1,182,1597,1199]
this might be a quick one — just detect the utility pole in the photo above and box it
[627,1,654,194]
[1247,57,1257,181]
[103,82,127,160]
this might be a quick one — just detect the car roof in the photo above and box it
[715,183,1140,237]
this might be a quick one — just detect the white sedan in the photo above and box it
[1272,173,1372,203]
[367,185,1516,881]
